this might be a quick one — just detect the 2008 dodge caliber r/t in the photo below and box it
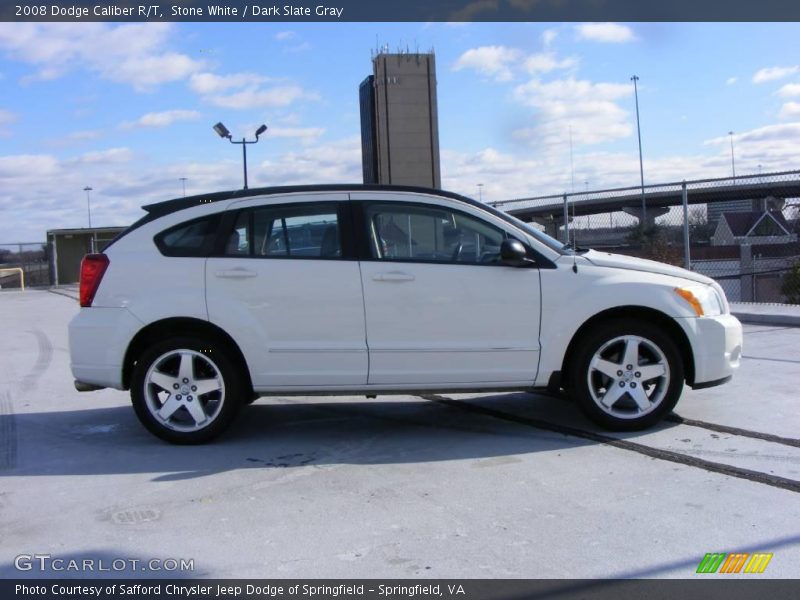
[69,185,743,444]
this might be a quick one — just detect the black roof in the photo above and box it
[142,184,477,218]
[109,183,565,260]
[110,184,485,249]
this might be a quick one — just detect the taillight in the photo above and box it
[79,254,110,307]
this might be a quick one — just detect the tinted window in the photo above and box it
[155,214,221,257]
[365,203,507,264]
[224,204,341,259]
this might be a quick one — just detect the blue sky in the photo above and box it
[1,21,800,242]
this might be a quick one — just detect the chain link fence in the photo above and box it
[494,170,800,305]
[0,243,50,290]
[3,171,799,303]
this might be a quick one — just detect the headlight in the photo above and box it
[674,285,723,317]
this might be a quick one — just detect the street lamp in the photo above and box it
[477,183,484,202]
[631,75,646,225]
[83,186,93,228]
[213,122,268,189]
[179,177,187,197]
[728,131,736,182]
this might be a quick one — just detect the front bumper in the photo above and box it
[678,313,743,388]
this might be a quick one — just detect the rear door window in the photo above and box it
[223,203,342,259]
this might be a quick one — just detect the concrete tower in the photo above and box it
[359,52,441,188]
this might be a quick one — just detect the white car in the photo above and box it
[69,185,743,443]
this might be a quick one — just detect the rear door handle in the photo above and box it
[215,267,258,279]
[372,271,415,282]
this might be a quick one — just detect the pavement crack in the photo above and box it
[665,414,800,449]
[19,329,53,392]
[422,394,800,495]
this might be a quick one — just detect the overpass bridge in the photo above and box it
[493,170,800,232]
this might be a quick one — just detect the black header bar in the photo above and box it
[3,0,800,22]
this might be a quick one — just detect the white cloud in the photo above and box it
[190,72,269,94]
[453,45,521,82]
[575,23,636,44]
[207,85,319,109]
[272,30,310,52]
[0,23,204,91]
[0,108,16,136]
[542,29,558,47]
[454,46,575,81]
[72,147,134,164]
[726,77,738,85]
[268,127,326,140]
[700,123,800,175]
[512,78,633,146]
[283,42,312,53]
[45,129,104,147]
[120,109,201,129]
[776,83,800,98]
[442,124,800,205]
[0,154,60,180]
[189,71,315,111]
[112,53,201,90]
[256,137,361,186]
[779,102,800,119]
[524,52,577,74]
[752,65,799,84]
[704,123,800,145]
[190,72,276,94]
[0,137,359,242]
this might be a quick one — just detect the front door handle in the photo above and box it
[215,267,258,279]
[372,271,415,282]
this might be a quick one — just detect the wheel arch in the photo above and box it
[560,306,696,389]
[122,317,253,394]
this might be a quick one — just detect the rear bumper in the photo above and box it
[68,307,143,390]
[678,313,743,387]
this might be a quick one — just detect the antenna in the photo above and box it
[568,124,579,267]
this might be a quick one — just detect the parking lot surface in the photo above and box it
[1,290,799,579]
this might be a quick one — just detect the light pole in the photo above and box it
[728,131,736,182]
[477,183,484,202]
[631,75,646,226]
[179,177,187,197]
[83,186,93,228]
[213,122,268,190]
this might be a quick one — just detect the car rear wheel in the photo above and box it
[131,337,243,444]
[569,319,684,430]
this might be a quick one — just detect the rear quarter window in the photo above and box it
[154,214,222,257]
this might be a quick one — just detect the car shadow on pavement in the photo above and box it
[0,392,682,482]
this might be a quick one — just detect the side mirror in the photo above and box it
[500,239,534,267]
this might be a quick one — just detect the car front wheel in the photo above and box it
[569,319,684,431]
[131,337,243,444]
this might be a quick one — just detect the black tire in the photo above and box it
[130,336,245,444]
[568,319,684,431]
